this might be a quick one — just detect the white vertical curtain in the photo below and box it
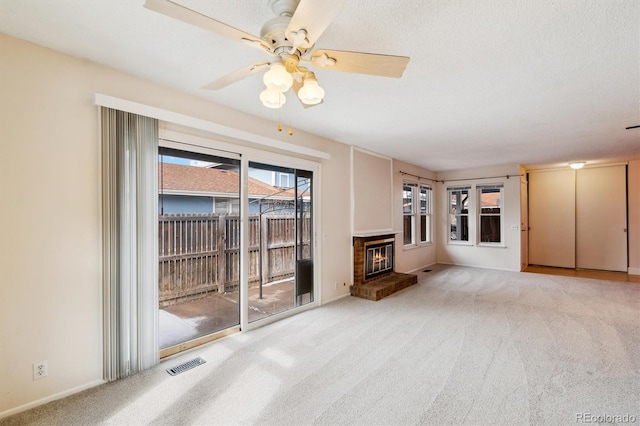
[102,107,159,381]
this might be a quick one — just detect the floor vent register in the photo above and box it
[166,357,206,376]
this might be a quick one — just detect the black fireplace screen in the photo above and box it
[364,240,394,280]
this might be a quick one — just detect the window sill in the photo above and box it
[447,241,473,246]
[403,242,433,251]
[477,243,506,248]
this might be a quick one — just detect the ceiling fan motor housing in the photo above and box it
[268,0,300,17]
[262,0,312,65]
[261,19,311,63]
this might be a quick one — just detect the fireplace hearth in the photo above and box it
[351,234,417,301]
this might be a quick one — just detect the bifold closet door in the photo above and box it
[528,170,576,268]
[576,165,627,272]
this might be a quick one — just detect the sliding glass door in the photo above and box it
[247,162,314,323]
[295,169,313,305]
[158,147,241,355]
[156,142,316,356]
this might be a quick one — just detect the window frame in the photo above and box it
[447,186,471,245]
[477,184,505,246]
[419,184,432,245]
[403,181,433,248]
[402,182,417,247]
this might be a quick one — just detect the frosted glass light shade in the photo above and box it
[260,85,286,109]
[298,79,325,105]
[263,63,293,92]
[569,162,585,169]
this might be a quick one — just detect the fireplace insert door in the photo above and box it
[295,169,313,305]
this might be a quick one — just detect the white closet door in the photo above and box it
[576,165,627,272]
[528,170,576,268]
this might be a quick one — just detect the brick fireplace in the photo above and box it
[351,234,417,301]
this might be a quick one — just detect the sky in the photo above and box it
[160,155,213,167]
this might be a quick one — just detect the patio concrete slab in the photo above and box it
[159,280,300,349]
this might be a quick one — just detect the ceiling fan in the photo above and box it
[144,0,410,109]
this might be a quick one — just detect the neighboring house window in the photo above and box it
[230,198,240,214]
[477,184,504,244]
[448,187,470,242]
[278,172,292,188]
[420,185,432,244]
[214,198,240,214]
[403,182,416,245]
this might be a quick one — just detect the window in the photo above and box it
[478,185,503,244]
[277,172,292,188]
[420,185,432,243]
[404,182,432,247]
[403,183,416,245]
[448,187,470,242]
[212,197,240,214]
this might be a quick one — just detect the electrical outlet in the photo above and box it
[33,361,48,380]
[334,282,338,290]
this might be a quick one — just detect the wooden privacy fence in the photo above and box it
[158,214,309,307]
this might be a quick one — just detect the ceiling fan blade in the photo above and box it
[144,0,268,51]
[291,78,323,109]
[286,0,347,49]
[307,49,410,78]
[202,62,271,90]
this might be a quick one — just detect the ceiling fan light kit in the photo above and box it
[262,62,293,92]
[144,0,410,110]
[569,162,586,170]
[260,60,324,108]
[297,73,324,105]
[260,85,287,109]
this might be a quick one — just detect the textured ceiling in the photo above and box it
[0,0,638,171]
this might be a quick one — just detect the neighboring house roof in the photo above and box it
[159,162,296,198]
[480,192,501,208]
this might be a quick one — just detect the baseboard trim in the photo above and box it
[322,292,351,305]
[628,267,640,276]
[437,261,520,272]
[0,379,105,420]
[406,262,437,275]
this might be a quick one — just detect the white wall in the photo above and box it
[352,148,393,235]
[0,34,357,415]
[435,164,522,271]
[1,35,104,414]
[392,159,437,273]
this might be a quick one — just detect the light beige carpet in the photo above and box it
[2,264,639,425]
